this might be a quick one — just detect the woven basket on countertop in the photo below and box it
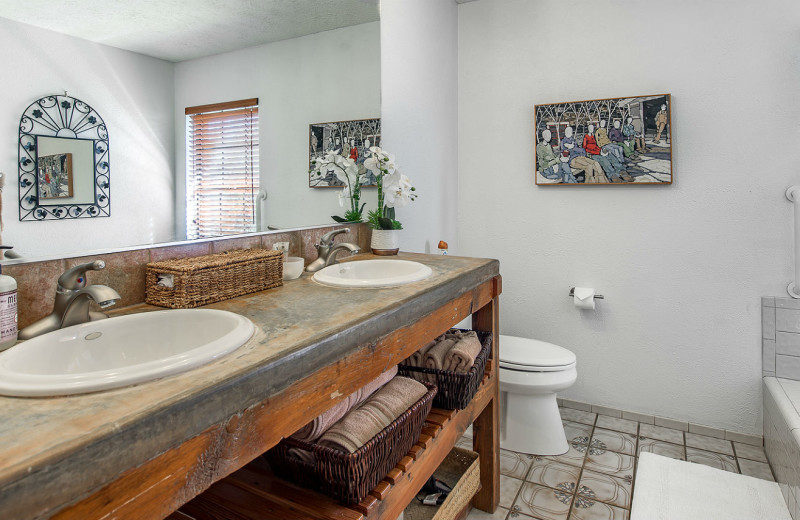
[266,381,437,505]
[398,329,492,410]
[145,248,283,308]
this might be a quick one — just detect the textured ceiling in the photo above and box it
[0,0,380,62]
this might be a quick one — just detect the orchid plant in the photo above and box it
[309,150,366,222]
[363,147,416,230]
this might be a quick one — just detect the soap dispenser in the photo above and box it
[0,246,18,351]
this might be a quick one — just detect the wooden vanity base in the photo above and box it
[41,265,500,520]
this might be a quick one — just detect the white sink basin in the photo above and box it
[0,309,254,397]
[313,259,433,288]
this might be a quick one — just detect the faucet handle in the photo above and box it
[58,260,106,291]
[319,228,349,246]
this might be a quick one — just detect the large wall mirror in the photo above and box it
[18,95,111,221]
[0,0,380,261]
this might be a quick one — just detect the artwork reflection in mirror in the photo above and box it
[18,95,110,221]
[309,118,380,188]
[37,152,73,199]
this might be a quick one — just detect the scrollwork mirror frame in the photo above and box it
[18,94,110,221]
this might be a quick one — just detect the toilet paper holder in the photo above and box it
[568,287,604,299]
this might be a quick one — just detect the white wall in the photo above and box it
[456,0,800,434]
[0,17,175,259]
[174,22,381,234]
[380,0,458,253]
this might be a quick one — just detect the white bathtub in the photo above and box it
[764,377,800,518]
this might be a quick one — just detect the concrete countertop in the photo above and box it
[0,252,499,519]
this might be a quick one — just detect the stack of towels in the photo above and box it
[404,330,482,374]
[290,366,428,455]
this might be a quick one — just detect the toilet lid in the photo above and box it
[499,335,576,370]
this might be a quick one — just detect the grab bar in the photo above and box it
[787,186,800,298]
[255,190,267,232]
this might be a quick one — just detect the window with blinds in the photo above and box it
[186,98,259,239]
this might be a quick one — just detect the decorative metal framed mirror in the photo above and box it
[18,94,110,221]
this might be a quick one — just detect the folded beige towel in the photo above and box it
[291,365,397,442]
[444,331,482,373]
[318,376,427,453]
[288,447,315,466]
[405,338,438,367]
[423,337,457,371]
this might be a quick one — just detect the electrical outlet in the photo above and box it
[272,242,290,257]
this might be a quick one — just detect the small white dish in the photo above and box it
[283,257,304,280]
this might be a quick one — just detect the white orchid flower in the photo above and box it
[383,172,414,208]
[364,146,396,176]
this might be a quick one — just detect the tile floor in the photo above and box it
[462,404,774,520]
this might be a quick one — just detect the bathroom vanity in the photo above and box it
[0,253,501,520]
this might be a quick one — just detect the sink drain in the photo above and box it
[84,332,102,341]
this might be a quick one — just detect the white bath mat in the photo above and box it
[631,452,790,520]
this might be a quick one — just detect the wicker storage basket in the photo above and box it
[398,330,492,410]
[404,447,480,520]
[266,381,437,505]
[145,248,283,309]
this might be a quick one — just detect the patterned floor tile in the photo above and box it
[637,438,686,460]
[501,449,535,480]
[457,435,473,450]
[512,482,572,520]
[685,447,738,472]
[500,475,525,508]
[569,499,630,520]
[577,469,633,509]
[583,450,636,480]
[527,459,581,492]
[563,420,593,446]
[638,423,684,445]
[591,428,637,456]
[738,458,775,481]
[466,507,510,519]
[546,443,589,468]
[595,416,638,435]
[685,432,734,455]
[560,407,597,426]
[733,442,768,463]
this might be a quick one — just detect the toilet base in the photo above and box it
[501,391,568,456]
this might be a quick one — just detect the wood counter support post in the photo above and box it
[470,276,501,513]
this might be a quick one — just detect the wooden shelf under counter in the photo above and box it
[177,370,496,520]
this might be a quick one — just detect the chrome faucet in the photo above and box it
[18,260,121,340]
[305,228,360,272]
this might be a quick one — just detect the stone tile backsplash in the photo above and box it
[5,223,369,330]
[764,297,800,380]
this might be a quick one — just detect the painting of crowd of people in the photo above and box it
[36,152,74,199]
[534,94,672,185]
[309,118,381,188]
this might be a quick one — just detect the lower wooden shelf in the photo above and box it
[176,375,496,520]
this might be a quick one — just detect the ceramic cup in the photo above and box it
[283,257,304,280]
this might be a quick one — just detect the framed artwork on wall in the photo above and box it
[309,118,381,188]
[534,94,672,185]
[37,152,75,199]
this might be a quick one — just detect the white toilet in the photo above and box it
[498,335,577,455]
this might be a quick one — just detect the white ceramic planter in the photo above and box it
[370,229,400,255]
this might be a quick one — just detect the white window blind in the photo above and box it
[186,98,259,239]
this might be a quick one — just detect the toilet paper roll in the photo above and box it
[573,287,595,310]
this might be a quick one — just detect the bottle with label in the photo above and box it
[0,246,18,351]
